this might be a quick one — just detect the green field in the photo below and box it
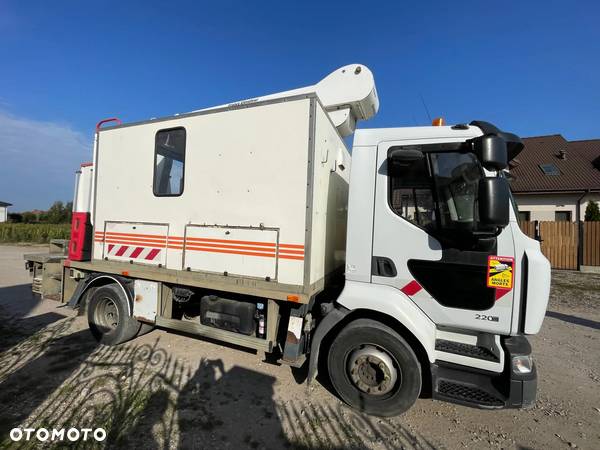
[0,223,71,243]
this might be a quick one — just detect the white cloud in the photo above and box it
[0,111,91,211]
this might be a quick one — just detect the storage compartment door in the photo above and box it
[184,225,278,279]
[103,222,168,267]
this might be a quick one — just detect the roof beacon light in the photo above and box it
[432,117,445,126]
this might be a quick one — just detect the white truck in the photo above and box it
[25,64,551,416]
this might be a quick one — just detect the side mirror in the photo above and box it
[471,135,508,171]
[478,177,510,228]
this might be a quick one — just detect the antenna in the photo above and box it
[419,93,432,123]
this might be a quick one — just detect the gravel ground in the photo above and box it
[0,245,598,449]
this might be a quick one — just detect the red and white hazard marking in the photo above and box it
[106,244,162,261]
[401,280,422,296]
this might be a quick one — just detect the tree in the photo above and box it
[8,213,22,223]
[585,201,600,221]
[44,201,72,224]
[65,202,73,224]
[21,212,37,223]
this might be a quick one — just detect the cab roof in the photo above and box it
[353,125,482,147]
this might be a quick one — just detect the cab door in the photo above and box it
[371,139,516,335]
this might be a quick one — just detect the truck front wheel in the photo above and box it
[327,318,421,416]
[88,284,141,346]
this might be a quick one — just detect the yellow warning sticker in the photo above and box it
[486,256,514,290]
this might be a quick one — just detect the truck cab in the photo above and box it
[311,121,551,415]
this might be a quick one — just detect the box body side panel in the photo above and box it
[309,104,351,285]
[183,225,278,279]
[93,99,311,287]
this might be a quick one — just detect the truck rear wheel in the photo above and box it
[327,318,421,416]
[88,284,141,346]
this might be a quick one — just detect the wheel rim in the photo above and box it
[94,297,120,332]
[346,345,399,396]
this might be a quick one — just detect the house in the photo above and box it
[0,201,12,223]
[510,135,600,222]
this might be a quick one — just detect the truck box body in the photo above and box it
[91,95,350,301]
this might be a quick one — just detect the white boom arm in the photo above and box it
[195,64,379,137]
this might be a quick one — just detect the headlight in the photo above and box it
[512,355,533,374]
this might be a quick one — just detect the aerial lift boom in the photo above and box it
[195,63,379,137]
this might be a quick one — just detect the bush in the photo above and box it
[0,223,71,243]
[21,212,38,223]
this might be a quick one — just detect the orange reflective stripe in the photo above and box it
[278,244,305,249]
[104,239,166,247]
[99,232,304,259]
[184,237,276,247]
[187,246,275,258]
[278,249,304,255]
[279,254,305,260]
[184,242,277,253]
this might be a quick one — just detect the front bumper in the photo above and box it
[431,335,537,409]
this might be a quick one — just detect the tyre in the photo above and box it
[327,318,421,416]
[87,284,141,345]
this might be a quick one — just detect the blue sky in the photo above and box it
[1,0,599,211]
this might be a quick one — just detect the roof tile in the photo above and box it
[509,135,600,192]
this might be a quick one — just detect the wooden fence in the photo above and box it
[519,221,535,239]
[518,221,600,270]
[540,222,578,269]
[583,222,600,266]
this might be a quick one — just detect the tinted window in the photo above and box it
[388,150,484,233]
[154,128,186,196]
[389,158,436,228]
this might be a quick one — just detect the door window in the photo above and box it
[388,150,482,233]
[430,152,481,231]
[389,157,436,228]
[154,127,186,196]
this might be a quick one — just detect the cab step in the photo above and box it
[437,380,504,407]
[431,362,507,409]
[435,339,499,362]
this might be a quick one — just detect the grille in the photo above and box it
[438,380,504,407]
[435,339,499,362]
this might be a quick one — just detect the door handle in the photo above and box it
[372,256,397,277]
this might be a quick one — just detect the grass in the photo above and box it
[0,223,70,243]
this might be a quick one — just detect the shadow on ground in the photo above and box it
[0,286,438,450]
[546,310,600,331]
[0,284,43,318]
